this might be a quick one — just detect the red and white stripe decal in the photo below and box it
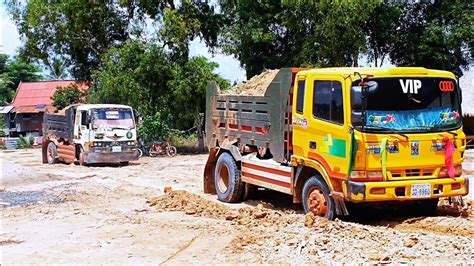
[241,159,292,195]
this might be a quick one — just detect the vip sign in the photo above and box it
[399,79,422,94]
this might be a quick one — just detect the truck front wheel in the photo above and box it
[214,152,243,203]
[46,142,58,164]
[302,176,336,220]
[78,146,87,166]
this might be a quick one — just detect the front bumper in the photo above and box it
[344,176,469,202]
[84,150,139,164]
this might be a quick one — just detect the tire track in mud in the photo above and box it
[147,190,473,264]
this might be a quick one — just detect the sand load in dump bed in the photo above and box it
[222,69,279,96]
[205,68,306,163]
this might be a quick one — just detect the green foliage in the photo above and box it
[0,54,41,105]
[6,0,133,80]
[51,84,86,110]
[90,40,229,133]
[6,0,222,80]
[168,56,230,129]
[138,111,179,143]
[388,1,473,76]
[219,0,473,77]
[17,135,34,149]
[90,41,173,117]
[219,1,380,78]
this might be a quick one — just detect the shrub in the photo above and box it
[17,135,34,149]
[138,111,179,143]
[51,84,87,110]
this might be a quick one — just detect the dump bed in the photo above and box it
[205,68,303,163]
[43,106,75,142]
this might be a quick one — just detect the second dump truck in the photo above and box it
[42,104,140,166]
[204,67,469,219]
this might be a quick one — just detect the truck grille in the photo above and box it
[391,168,434,178]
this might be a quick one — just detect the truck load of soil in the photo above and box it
[222,69,279,96]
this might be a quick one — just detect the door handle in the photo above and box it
[309,141,317,149]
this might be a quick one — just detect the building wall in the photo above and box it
[14,113,43,136]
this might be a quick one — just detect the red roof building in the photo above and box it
[11,80,89,113]
[3,80,89,136]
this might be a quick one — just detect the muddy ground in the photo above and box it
[1,149,473,264]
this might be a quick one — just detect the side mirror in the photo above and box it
[351,81,379,110]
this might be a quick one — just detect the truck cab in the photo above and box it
[291,68,467,206]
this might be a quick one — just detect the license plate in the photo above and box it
[410,183,431,198]
[112,146,122,152]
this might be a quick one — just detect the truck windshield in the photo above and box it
[351,77,461,133]
[91,108,135,129]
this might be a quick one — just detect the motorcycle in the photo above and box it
[148,141,177,157]
[137,137,146,157]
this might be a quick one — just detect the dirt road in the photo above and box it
[1,149,473,264]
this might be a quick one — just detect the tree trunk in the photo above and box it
[195,110,205,153]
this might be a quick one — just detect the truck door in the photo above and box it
[296,75,350,179]
[74,110,90,144]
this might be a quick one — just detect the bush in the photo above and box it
[51,84,86,110]
[17,135,34,149]
[138,111,179,143]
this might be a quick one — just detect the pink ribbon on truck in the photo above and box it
[443,136,455,178]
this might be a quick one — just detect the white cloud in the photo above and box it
[0,4,21,56]
[189,39,246,83]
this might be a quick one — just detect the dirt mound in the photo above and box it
[148,190,474,264]
[147,190,300,227]
[222,69,279,96]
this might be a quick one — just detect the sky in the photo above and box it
[0,4,247,83]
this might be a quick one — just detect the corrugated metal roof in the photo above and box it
[0,106,14,113]
[10,80,89,108]
[13,106,56,113]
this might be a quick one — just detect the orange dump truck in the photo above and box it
[203,67,469,219]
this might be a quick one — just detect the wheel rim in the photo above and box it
[307,187,328,216]
[217,164,230,193]
[47,146,54,162]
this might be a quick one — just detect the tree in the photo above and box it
[90,40,173,117]
[389,1,473,76]
[363,4,401,67]
[0,54,41,105]
[168,56,230,150]
[6,0,223,80]
[218,1,379,78]
[51,84,86,110]
[6,0,133,80]
[89,40,229,147]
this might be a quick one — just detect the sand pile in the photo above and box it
[147,190,300,227]
[223,69,279,96]
[148,189,474,264]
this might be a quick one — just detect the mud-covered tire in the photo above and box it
[46,142,58,164]
[78,146,87,166]
[302,176,336,220]
[214,152,243,203]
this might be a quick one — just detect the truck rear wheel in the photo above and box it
[302,176,335,220]
[214,152,243,203]
[46,142,58,164]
